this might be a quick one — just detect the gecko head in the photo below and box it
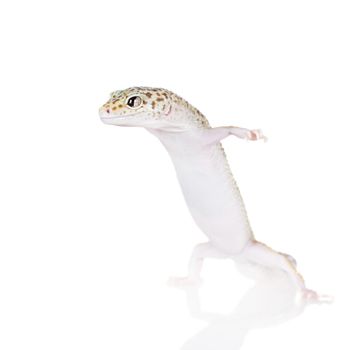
[99,87,209,131]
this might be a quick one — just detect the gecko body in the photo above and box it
[151,129,251,254]
[99,87,324,301]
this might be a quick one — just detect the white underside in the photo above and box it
[150,130,253,254]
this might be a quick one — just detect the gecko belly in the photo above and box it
[168,145,253,254]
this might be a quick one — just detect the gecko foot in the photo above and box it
[247,129,268,142]
[300,288,334,304]
[167,276,203,288]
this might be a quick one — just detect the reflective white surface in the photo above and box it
[179,267,318,350]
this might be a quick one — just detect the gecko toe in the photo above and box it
[300,289,334,304]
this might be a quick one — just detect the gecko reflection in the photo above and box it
[177,263,331,350]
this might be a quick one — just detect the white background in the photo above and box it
[0,0,349,349]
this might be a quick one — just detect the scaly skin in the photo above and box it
[99,87,329,302]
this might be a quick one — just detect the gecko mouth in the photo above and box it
[100,115,134,126]
[100,115,129,121]
[99,112,152,127]
[99,108,132,121]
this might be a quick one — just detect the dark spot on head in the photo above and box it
[152,101,156,109]
[145,92,152,98]
[156,97,164,102]
[118,104,123,108]
[112,106,117,111]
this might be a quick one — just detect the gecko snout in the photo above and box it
[99,106,111,121]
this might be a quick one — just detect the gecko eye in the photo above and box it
[126,96,142,109]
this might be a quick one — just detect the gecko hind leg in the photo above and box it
[168,242,229,287]
[237,240,320,298]
[236,240,333,303]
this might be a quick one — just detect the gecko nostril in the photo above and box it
[106,109,110,114]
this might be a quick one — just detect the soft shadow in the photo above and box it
[178,267,319,350]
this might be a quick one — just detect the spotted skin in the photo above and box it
[99,87,210,128]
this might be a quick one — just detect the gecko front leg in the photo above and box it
[168,242,230,287]
[198,126,267,146]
